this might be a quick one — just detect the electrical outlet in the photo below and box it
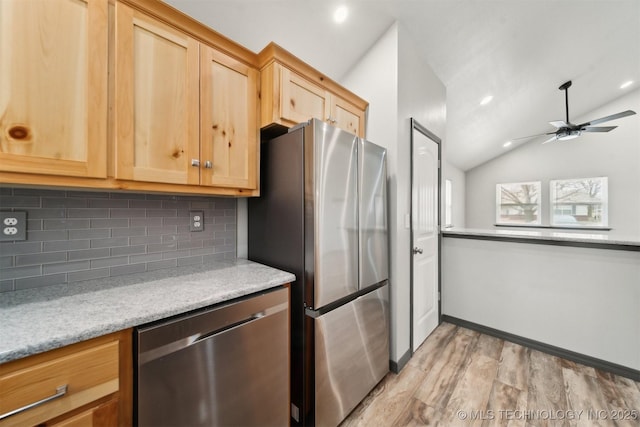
[190,211,204,232]
[0,211,27,241]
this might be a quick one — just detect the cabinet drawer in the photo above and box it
[0,341,119,427]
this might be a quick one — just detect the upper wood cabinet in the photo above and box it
[0,0,108,178]
[114,2,259,191]
[113,2,200,186]
[259,43,367,137]
[331,95,365,138]
[277,66,329,127]
[0,2,364,196]
[200,46,258,189]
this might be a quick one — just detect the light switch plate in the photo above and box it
[190,211,204,232]
[0,211,27,241]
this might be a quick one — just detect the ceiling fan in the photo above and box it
[515,80,636,144]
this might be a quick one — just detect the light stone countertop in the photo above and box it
[442,227,640,250]
[0,259,295,364]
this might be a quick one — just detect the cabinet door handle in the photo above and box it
[0,385,68,420]
[412,247,423,254]
[204,160,212,169]
[191,159,200,167]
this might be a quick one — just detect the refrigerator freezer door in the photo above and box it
[359,139,389,289]
[308,120,359,309]
[314,285,389,427]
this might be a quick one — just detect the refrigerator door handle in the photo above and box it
[305,279,388,318]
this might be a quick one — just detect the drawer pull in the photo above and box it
[0,385,68,420]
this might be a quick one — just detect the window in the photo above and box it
[444,179,453,227]
[496,181,541,225]
[550,177,608,227]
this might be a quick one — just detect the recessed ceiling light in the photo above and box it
[503,141,512,148]
[480,95,493,106]
[620,80,634,89]
[334,5,348,23]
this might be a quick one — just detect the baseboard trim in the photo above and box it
[442,315,640,381]
[390,348,412,374]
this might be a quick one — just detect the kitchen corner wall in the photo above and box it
[0,187,237,292]
[341,22,446,369]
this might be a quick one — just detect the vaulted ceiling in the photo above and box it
[164,0,640,171]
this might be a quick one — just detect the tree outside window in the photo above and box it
[550,177,608,227]
[496,181,541,225]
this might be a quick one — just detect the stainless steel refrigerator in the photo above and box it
[248,119,389,427]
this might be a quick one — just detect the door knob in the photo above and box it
[413,247,423,254]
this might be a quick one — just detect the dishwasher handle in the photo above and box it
[191,310,265,344]
[138,301,287,365]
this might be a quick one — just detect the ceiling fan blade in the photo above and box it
[512,131,556,141]
[549,120,569,128]
[542,135,558,144]
[582,126,617,133]
[578,110,636,127]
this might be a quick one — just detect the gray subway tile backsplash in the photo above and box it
[67,268,110,283]
[15,252,68,266]
[0,188,237,292]
[15,273,67,291]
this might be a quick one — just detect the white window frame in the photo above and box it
[444,179,453,227]
[549,177,608,228]
[496,181,542,225]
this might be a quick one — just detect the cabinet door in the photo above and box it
[0,0,107,178]
[280,67,330,126]
[114,3,199,185]
[200,46,258,189]
[51,398,118,427]
[331,96,365,137]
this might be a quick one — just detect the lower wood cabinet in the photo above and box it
[0,330,132,427]
[50,399,119,427]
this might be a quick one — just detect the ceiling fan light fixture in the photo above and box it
[514,81,635,145]
[557,130,581,141]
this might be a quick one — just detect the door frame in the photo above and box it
[409,118,442,354]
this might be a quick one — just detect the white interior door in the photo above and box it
[411,121,440,352]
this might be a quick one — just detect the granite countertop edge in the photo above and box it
[0,259,295,364]
[442,227,640,249]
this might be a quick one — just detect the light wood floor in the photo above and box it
[341,322,640,426]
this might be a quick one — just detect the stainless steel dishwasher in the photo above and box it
[135,287,289,427]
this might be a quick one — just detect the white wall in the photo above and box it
[342,23,401,362]
[465,89,640,238]
[342,22,446,367]
[443,237,640,371]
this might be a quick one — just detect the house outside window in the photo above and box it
[550,177,608,227]
[496,181,541,225]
